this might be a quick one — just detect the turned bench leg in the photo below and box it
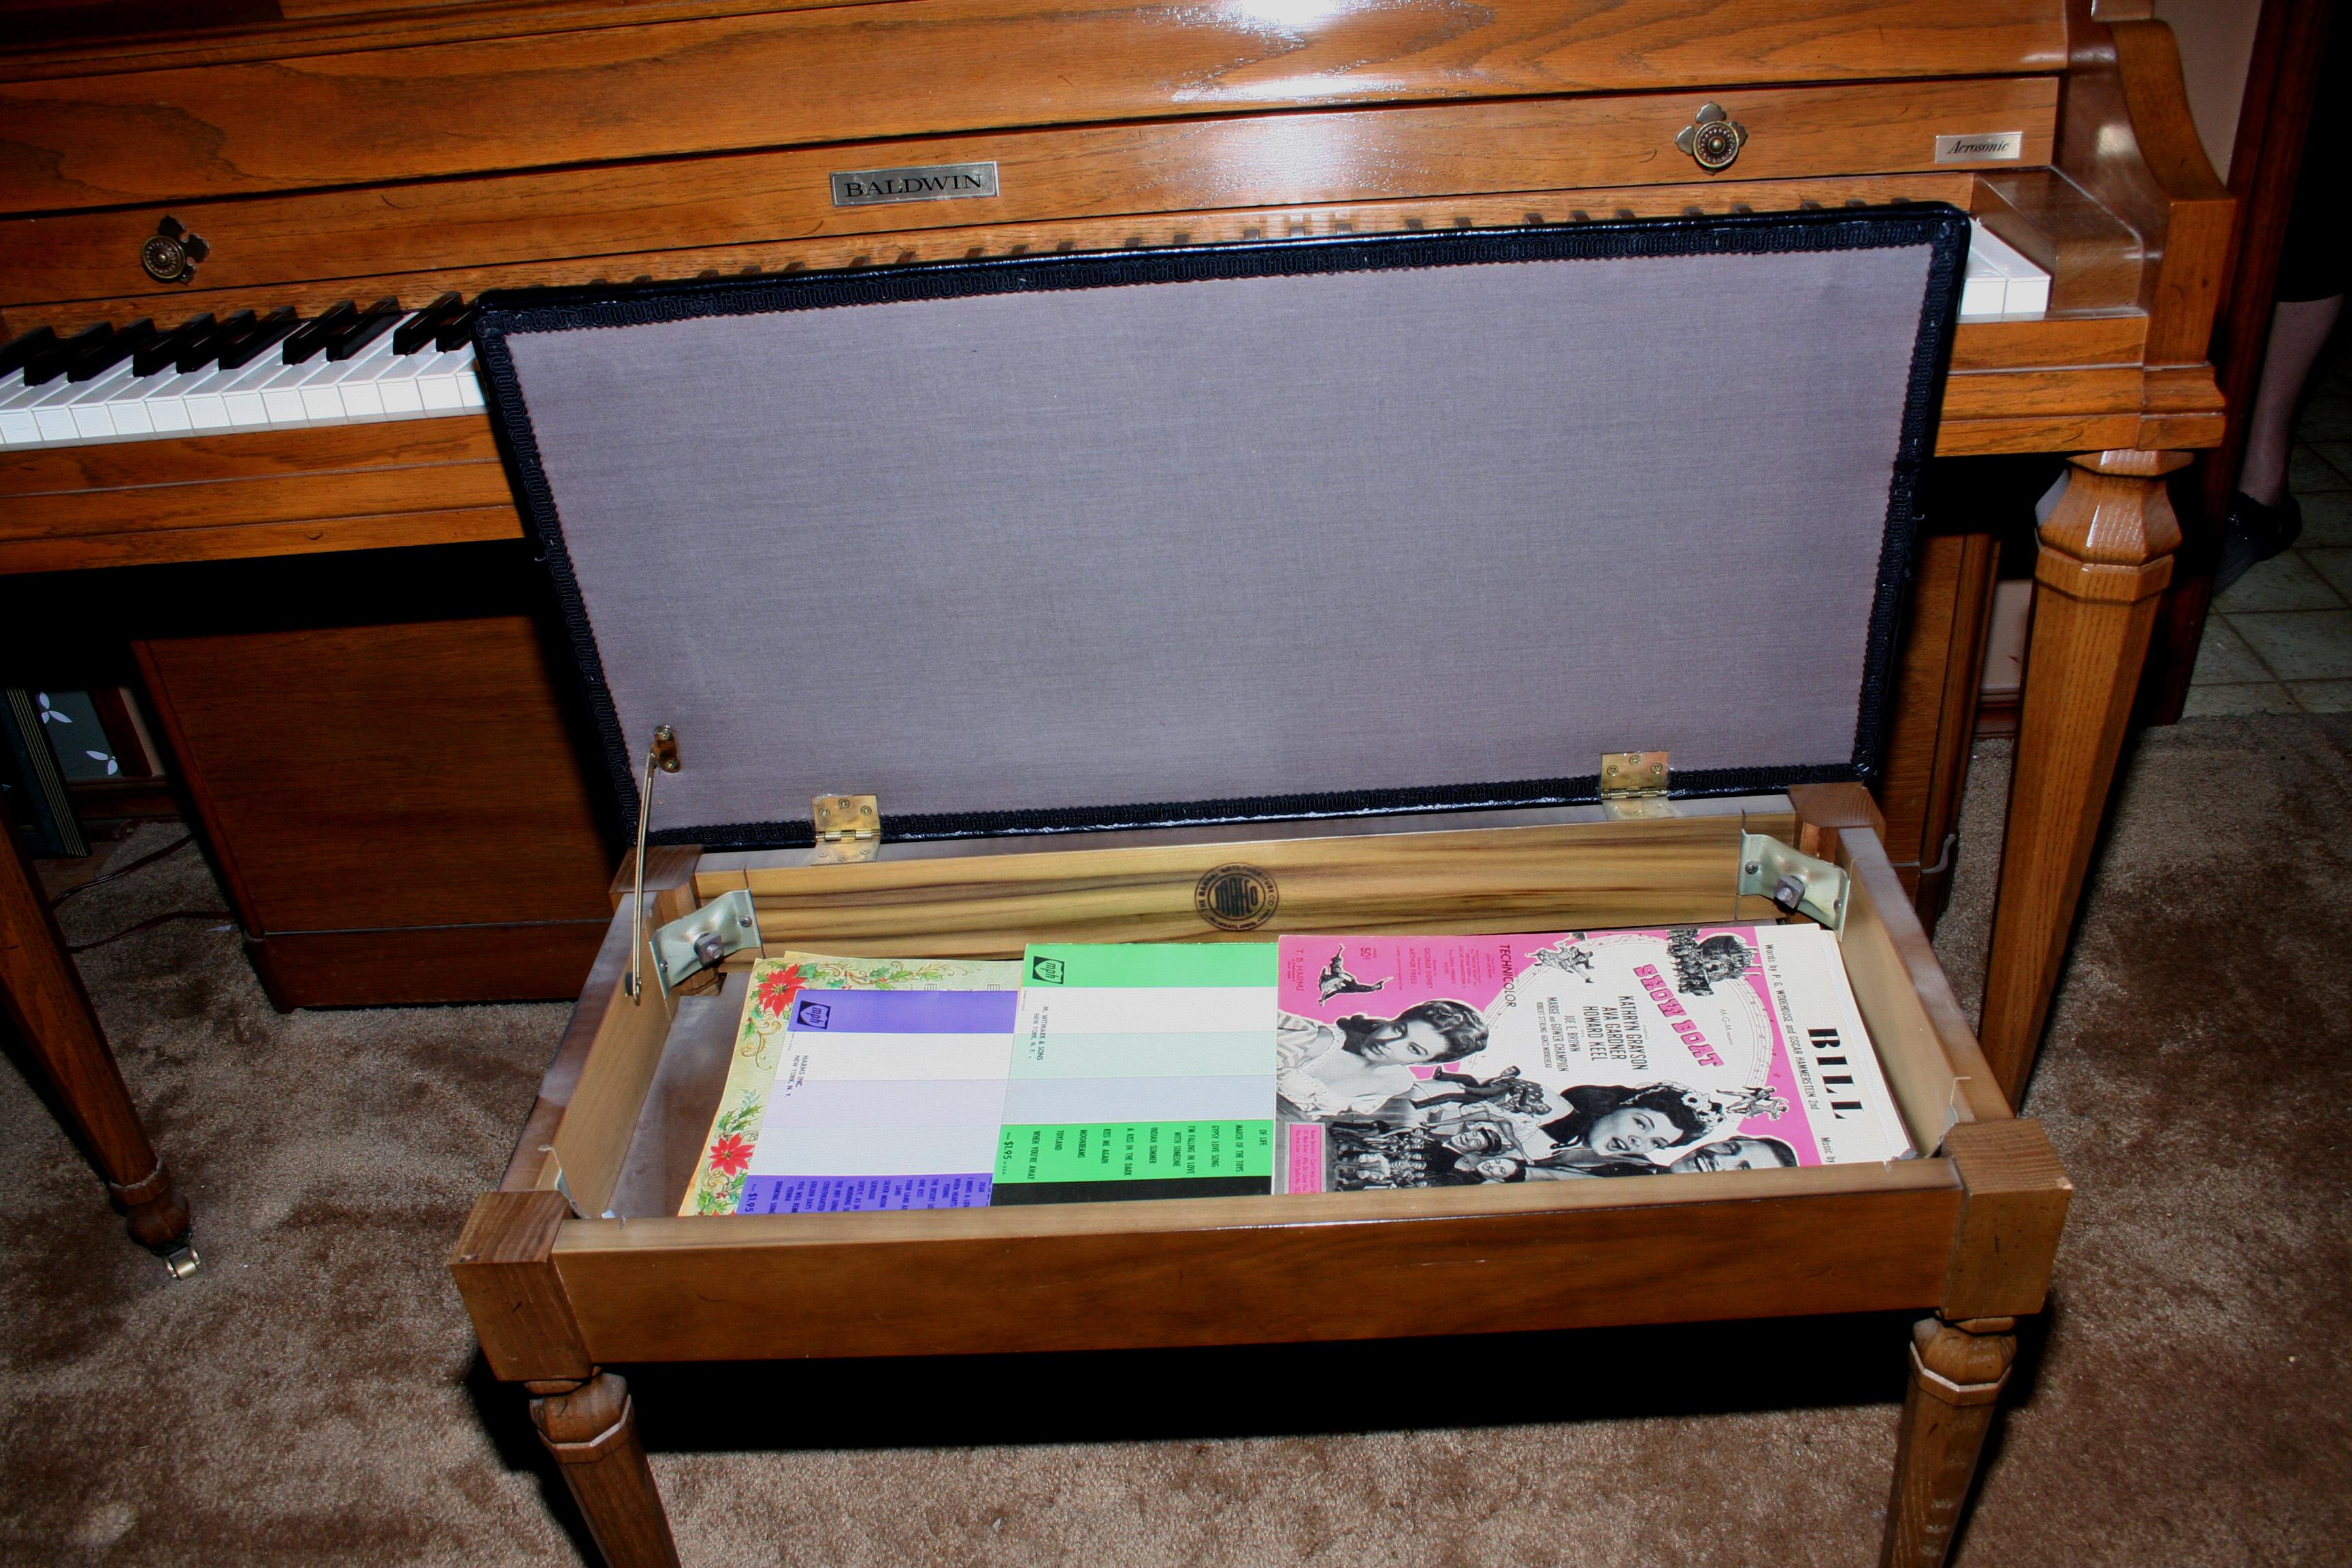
[529,1371,680,1568]
[1881,1315,2018,1568]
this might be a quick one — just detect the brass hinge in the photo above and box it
[812,793,881,864]
[1599,751,1673,819]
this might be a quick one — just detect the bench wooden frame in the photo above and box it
[453,783,2070,1568]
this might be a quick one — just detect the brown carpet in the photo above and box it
[6,715,2351,1567]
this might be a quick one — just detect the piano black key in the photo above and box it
[0,325,56,377]
[24,323,112,385]
[325,298,404,362]
[68,318,157,382]
[176,309,255,374]
[213,306,301,370]
[281,301,357,365]
[134,314,216,377]
[434,305,479,353]
[393,292,463,355]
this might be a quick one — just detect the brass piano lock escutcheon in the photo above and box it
[140,216,210,284]
[1676,104,1748,172]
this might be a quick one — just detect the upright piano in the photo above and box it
[0,0,2226,1243]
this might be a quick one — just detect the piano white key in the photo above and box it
[103,389,154,437]
[301,318,414,422]
[179,361,246,431]
[27,370,103,442]
[0,369,53,444]
[257,354,338,427]
[408,347,470,412]
[138,364,220,434]
[1962,220,2051,320]
[218,355,287,427]
[65,361,143,438]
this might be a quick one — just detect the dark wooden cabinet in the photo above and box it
[135,612,612,1007]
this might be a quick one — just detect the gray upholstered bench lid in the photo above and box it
[478,210,1965,849]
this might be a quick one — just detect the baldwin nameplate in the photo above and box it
[830,161,1000,208]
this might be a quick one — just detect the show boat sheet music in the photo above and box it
[1273,928,1911,1193]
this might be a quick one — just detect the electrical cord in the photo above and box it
[43,832,231,952]
[67,909,233,955]
[47,832,196,907]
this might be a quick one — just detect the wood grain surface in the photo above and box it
[135,615,610,932]
[0,78,2055,310]
[551,1171,1962,1362]
[714,814,1767,959]
[449,1188,594,1382]
[0,0,2066,210]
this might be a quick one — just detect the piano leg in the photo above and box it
[0,812,195,1270]
[528,1372,681,1568]
[1879,1314,2017,1568]
[1978,448,2191,1105]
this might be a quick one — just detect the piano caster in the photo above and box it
[156,1239,202,1279]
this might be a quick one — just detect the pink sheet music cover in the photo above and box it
[1273,926,1912,1194]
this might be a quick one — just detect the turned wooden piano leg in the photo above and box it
[1881,1315,2018,1568]
[0,811,195,1270]
[529,1371,681,1568]
[1979,448,2189,1106]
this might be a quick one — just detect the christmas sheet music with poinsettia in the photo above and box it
[1273,926,1912,1195]
[680,952,1019,1215]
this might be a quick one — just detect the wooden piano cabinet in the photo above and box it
[130,601,615,1009]
[451,785,2070,1568]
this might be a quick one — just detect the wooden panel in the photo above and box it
[134,615,611,935]
[552,1171,1962,1362]
[1,454,512,538]
[549,949,678,1218]
[0,416,522,573]
[1946,312,2143,373]
[0,506,522,574]
[0,174,1985,330]
[506,904,634,1192]
[0,0,2068,210]
[725,814,1758,959]
[245,921,608,1009]
[1940,366,2145,419]
[1933,410,2173,457]
[0,78,2056,308]
[1835,823,2010,1141]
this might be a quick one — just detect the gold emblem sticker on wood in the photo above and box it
[1195,863,1279,931]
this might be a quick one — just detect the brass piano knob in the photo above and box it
[1675,103,1748,172]
[139,216,210,284]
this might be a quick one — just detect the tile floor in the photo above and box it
[2187,337,2352,717]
